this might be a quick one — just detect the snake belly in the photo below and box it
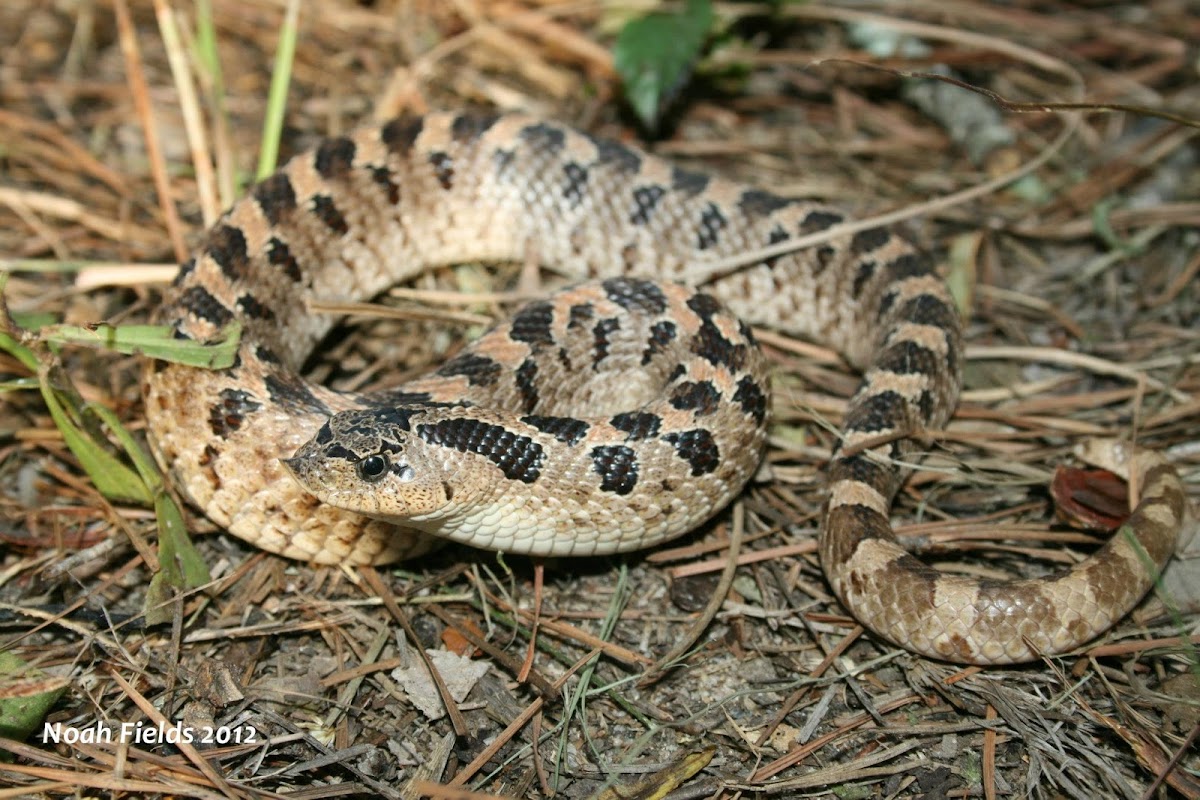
[142,112,1185,664]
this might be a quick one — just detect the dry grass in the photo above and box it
[1,1,1198,798]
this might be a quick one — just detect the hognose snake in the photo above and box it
[141,112,1185,664]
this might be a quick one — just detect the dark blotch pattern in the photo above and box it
[371,166,401,204]
[602,277,667,314]
[325,443,357,462]
[591,445,639,495]
[878,339,938,377]
[895,294,959,374]
[887,252,929,279]
[381,117,424,154]
[438,353,502,386]
[916,389,934,423]
[826,505,899,561]
[521,415,589,446]
[593,317,620,364]
[671,166,709,197]
[591,136,642,175]
[521,123,567,157]
[373,407,423,430]
[811,245,837,275]
[492,148,516,179]
[692,318,747,371]
[264,372,331,415]
[417,418,544,483]
[686,292,722,319]
[255,345,281,365]
[844,389,907,434]
[850,227,891,255]
[209,388,261,437]
[363,390,437,408]
[829,451,891,489]
[738,320,756,346]
[629,185,666,225]
[267,237,303,283]
[511,301,555,345]
[568,303,594,329]
[877,289,899,321]
[311,195,349,235]
[643,320,677,364]
[199,443,218,467]
[451,114,498,143]
[800,209,844,234]
[662,429,720,476]
[429,152,455,190]
[253,173,297,226]
[205,224,249,280]
[738,189,794,217]
[181,285,234,327]
[237,293,274,321]
[515,358,539,414]
[670,381,721,415]
[696,202,727,250]
[562,161,589,208]
[763,224,790,269]
[733,376,767,424]
[610,412,662,440]
[852,259,877,298]
[314,137,356,179]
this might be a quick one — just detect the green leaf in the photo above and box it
[0,652,68,757]
[10,310,58,330]
[613,0,714,131]
[945,231,980,318]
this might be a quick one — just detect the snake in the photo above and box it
[141,112,1186,664]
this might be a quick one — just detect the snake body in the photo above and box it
[142,112,1185,664]
[282,278,769,556]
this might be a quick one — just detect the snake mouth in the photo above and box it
[279,455,339,506]
[279,456,315,487]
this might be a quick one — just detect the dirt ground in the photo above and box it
[1,1,1198,798]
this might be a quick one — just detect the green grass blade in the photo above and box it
[2,276,212,611]
[39,321,241,368]
[36,375,152,506]
[88,402,213,612]
[145,490,212,625]
[256,0,301,179]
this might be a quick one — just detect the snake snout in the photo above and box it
[279,454,325,493]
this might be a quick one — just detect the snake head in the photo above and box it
[281,408,452,521]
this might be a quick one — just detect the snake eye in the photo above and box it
[357,454,390,482]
